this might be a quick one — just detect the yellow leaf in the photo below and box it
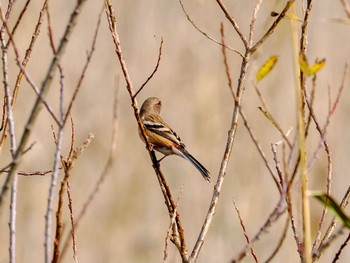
[300,54,326,76]
[308,58,326,76]
[256,55,278,81]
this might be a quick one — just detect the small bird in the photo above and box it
[139,97,211,182]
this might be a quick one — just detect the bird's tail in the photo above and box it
[174,148,211,182]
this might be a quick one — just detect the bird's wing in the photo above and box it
[142,114,186,148]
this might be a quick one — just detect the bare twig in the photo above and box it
[190,3,253,260]
[220,23,234,96]
[285,189,302,258]
[0,0,88,213]
[315,227,347,261]
[1,168,56,176]
[331,232,350,263]
[308,64,348,169]
[0,0,49,147]
[233,201,259,263]
[44,1,90,260]
[66,182,78,263]
[221,23,279,191]
[258,106,293,149]
[216,0,248,48]
[248,0,263,47]
[179,0,243,57]
[63,5,104,126]
[48,127,64,263]
[0,97,6,132]
[1,2,19,262]
[164,187,183,263]
[60,77,119,262]
[11,0,47,106]
[5,0,31,49]
[105,0,188,259]
[264,217,290,263]
[133,38,163,99]
[53,131,94,263]
[232,198,286,262]
[271,143,285,189]
[250,0,295,54]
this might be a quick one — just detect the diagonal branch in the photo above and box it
[104,0,188,259]
[179,0,243,58]
[133,38,163,99]
[249,0,295,54]
[216,0,248,49]
[0,0,88,216]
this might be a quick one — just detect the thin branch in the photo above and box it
[308,63,348,169]
[331,231,350,263]
[264,216,289,263]
[189,30,251,263]
[271,143,285,190]
[0,96,6,132]
[164,187,183,263]
[0,0,88,214]
[0,0,49,147]
[232,198,286,262]
[11,0,47,105]
[315,227,347,261]
[1,165,57,176]
[105,0,188,259]
[59,77,119,262]
[248,0,263,47]
[1,20,61,126]
[1,2,19,262]
[221,23,279,192]
[48,127,64,263]
[179,0,243,58]
[285,188,303,259]
[5,0,31,49]
[66,182,79,263]
[63,5,104,126]
[133,38,163,99]
[233,201,259,263]
[305,84,333,254]
[257,106,293,149]
[53,131,94,263]
[216,0,248,48]
[250,0,295,54]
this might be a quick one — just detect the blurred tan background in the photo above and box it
[0,0,350,262]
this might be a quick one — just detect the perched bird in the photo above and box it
[139,97,210,182]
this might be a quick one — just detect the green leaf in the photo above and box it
[312,191,350,229]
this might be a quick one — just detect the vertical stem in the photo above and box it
[189,52,250,262]
[290,4,311,263]
[45,129,63,263]
[9,175,18,263]
[1,20,18,263]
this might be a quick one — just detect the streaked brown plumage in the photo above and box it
[139,97,210,182]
